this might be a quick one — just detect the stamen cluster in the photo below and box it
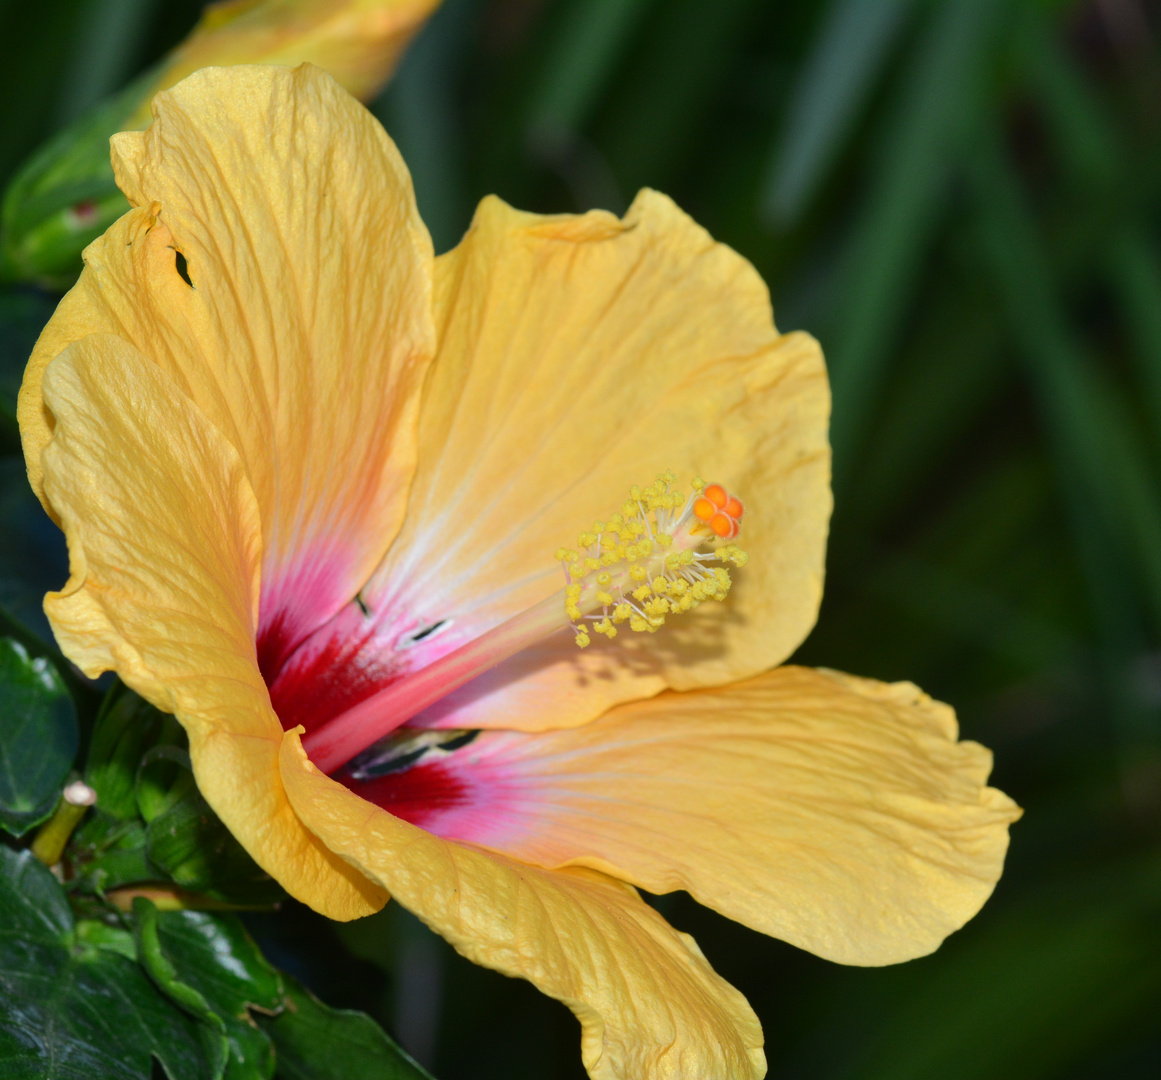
[555,472,749,647]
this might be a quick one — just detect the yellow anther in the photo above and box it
[556,472,750,643]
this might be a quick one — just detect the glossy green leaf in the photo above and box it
[136,899,284,1080]
[0,636,76,836]
[134,897,230,1080]
[259,973,434,1080]
[0,846,210,1080]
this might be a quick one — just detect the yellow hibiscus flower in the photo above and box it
[17,64,1020,1080]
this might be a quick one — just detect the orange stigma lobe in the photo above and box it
[694,482,743,539]
[709,512,737,539]
[704,483,728,509]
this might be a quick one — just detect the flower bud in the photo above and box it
[0,0,440,288]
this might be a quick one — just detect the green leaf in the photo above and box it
[71,823,155,894]
[969,134,1161,750]
[826,0,1002,485]
[157,907,282,1080]
[526,0,653,139]
[134,897,230,1080]
[259,973,434,1080]
[145,786,283,907]
[153,908,283,1016]
[86,685,172,821]
[74,918,138,962]
[762,0,915,225]
[136,743,198,824]
[0,70,149,289]
[0,846,210,1080]
[0,636,77,836]
[135,899,285,1080]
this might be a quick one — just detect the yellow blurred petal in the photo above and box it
[37,333,386,920]
[279,731,765,1080]
[21,64,435,662]
[126,0,441,127]
[442,666,1020,966]
[362,190,830,731]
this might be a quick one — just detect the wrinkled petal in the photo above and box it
[280,730,766,1080]
[19,64,435,675]
[37,334,386,920]
[275,190,830,734]
[341,666,1020,965]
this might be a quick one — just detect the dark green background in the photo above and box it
[3,0,1161,1076]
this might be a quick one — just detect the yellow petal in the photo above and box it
[354,189,830,731]
[20,64,435,669]
[37,333,385,920]
[126,0,442,128]
[360,666,1020,966]
[279,731,765,1080]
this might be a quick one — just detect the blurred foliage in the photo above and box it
[3,0,1161,1076]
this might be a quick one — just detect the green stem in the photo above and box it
[31,789,92,866]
